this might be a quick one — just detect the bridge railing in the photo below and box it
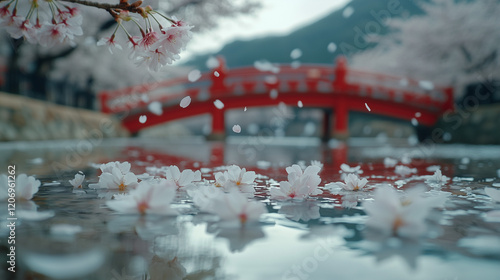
[99,57,454,114]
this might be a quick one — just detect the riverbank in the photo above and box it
[0,92,128,141]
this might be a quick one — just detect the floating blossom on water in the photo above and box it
[0,174,40,200]
[164,165,201,190]
[339,163,363,179]
[270,177,314,200]
[485,187,500,202]
[425,170,449,185]
[395,165,417,177]
[270,164,322,200]
[401,154,412,165]
[99,161,131,175]
[340,163,363,174]
[69,172,85,189]
[384,157,398,168]
[311,160,323,171]
[213,165,256,194]
[106,180,177,215]
[209,189,267,226]
[326,173,369,193]
[90,167,138,191]
[363,185,446,239]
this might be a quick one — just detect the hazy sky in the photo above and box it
[178,0,351,62]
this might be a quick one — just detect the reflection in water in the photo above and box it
[278,201,321,222]
[1,138,500,279]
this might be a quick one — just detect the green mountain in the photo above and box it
[185,0,424,69]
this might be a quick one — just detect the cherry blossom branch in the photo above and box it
[58,0,130,10]
[59,0,144,14]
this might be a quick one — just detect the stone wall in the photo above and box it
[0,92,128,141]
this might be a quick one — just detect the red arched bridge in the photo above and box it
[98,57,454,140]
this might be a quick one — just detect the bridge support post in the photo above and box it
[333,102,349,140]
[322,109,332,142]
[208,108,226,141]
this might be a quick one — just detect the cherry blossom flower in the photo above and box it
[209,189,267,226]
[311,160,324,171]
[214,171,228,188]
[69,172,85,189]
[0,174,40,201]
[164,165,201,190]
[4,16,39,43]
[339,163,363,180]
[326,173,369,193]
[270,179,313,200]
[363,185,447,238]
[286,164,321,186]
[425,169,450,185]
[395,165,417,177]
[99,161,131,175]
[213,165,256,194]
[140,30,160,49]
[135,47,173,71]
[90,166,138,191]
[156,19,193,57]
[97,35,123,54]
[340,163,363,175]
[38,23,69,47]
[106,180,177,215]
[58,10,83,41]
[270,164,322,200]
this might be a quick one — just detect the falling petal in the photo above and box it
[365,103,371,111]
[343,6,354,18]
[419,80,434,90]
[327,42,337,53]
[214,99,224,109]
[298,100,303,108]
[188,69,201,82]
[206,56,219,68]
[290,48,302,59]
[139,115,147,124]
[148,101,163,115]
[232,125,241,133]
[180,96,191,108]
[214,71,220,77]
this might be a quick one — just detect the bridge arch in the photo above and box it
[100,56,454,140]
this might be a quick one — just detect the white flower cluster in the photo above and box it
[0,2,83,47]
[269,164,323,200]
[89,161,139,191]
[0,0,193,71]
[97,9,193,71]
